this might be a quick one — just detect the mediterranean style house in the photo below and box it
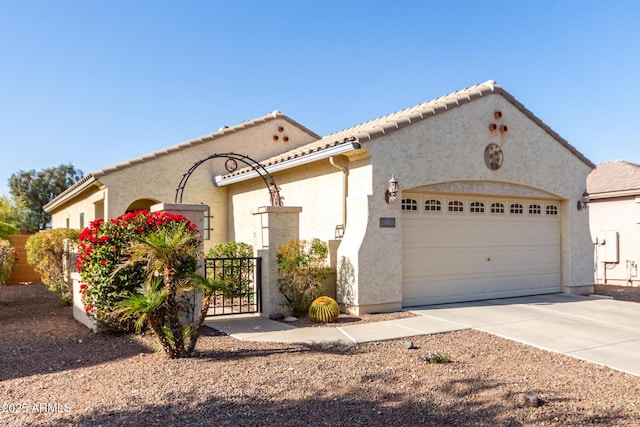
[587,160,640,286]
[45,80,595,315]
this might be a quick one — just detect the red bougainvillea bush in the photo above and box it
[77,210,199,330]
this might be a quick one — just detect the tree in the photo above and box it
[0,196,28,230]
[8,164,83,231]
[0,221,19,240]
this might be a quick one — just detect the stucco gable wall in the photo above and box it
[78,118,313,249]
[345,94,593,310]
[99,118,313,213]
[379,95,590,198]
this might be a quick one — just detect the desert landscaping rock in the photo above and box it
[1,284,640,426]
[519,392,543,407]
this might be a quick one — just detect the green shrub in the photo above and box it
[424,351,451,364]
[25,228,80,303]
[206,242,254,296]
[0,239,17,285]
[207,241,253,259]
[76,210,199,331]
[277,238,331,315]
[308,296,340,323]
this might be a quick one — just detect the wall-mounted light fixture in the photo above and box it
[385,174,399,203]
[577,190,590,211]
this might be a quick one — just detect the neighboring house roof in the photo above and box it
[44,111,320,212]
[216,80,594,185]
[587,160,640,199]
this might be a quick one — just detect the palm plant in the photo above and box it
[116,221,202,358]
[182,273,231,355]
[116,277,174,356]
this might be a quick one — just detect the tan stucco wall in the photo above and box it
[337,93,593,313]
[228,160,346,247]
[589,196,640,285]
[50,186,106,230]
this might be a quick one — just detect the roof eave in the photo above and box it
[43,174,100,213]
[589,189,640,200]
[214,141,361,186]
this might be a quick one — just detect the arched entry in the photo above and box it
[125,198,160,213]
[175,152,282,205]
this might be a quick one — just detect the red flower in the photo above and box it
[100,259,108,265]
[89,218,104,228]
[84,304,94,314]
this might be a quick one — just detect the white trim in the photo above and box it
[213,142,360,186]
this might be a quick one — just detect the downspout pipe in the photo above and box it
[329,155,349,229]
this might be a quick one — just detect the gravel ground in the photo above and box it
[1,284,640,427]
[594,284,640,303]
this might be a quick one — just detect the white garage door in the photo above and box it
[402,194,561,307]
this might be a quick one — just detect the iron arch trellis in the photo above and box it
[174,152,283,206]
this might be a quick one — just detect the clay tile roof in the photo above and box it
[587,160,640,198]
[220,81,502,181]
[220,80,593,182]
[90,110,319,177]
[321,80,495,144]
[44,111,320,212]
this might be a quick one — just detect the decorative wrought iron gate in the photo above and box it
[205,257,262,316]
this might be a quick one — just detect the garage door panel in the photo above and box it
[402,194,561,306]
[489,276,508,293]
[445,279,468,297]
[467,277,488,296]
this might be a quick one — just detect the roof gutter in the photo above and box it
[588,189,640,200]
[213,141,361,186]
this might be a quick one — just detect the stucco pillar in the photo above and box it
[151,203,208,321]
[252,206,302,317]
[150,203,208,236]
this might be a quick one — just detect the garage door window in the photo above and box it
[528,204,541,215]
[490,202,505,214]
[402,198,418,211]
[448,200,464,213]
[546,205,559,215]
[470,202,485,213]
[510,203,524,214]
[424,199,441,212]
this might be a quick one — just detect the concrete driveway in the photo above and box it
[409,293,640,377]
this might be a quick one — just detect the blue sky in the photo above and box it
[1,1,639,197]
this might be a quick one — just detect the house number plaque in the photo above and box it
[380,217,396,228]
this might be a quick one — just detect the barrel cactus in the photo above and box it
[308,296,340,323]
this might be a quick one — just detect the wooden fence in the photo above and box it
[6,235,41,285]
